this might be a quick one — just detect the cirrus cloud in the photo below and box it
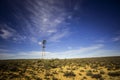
[1,44,119,59]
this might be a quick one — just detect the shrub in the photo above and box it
[92,69,97,72]
[92,74,102,79]
[9,67,19,72]
[72,68,76,70]
[67,68,71,70]
[63,71,76,77]
[52,76,58,80]
[50,64,58,68]
[9,74,19,79]
[100,70,105,74]
[45,72,53,76]
[35,77,42,80]
[106,65,113,70]
[44,76,50,80]
[81,76,87,80]
[86,71,93,76]
[80,70,84,72]
[83,76,87,79]
[108,71,120,77]
[99,77,104,80]
[25,75,30,80]
[52,71,58,74]
[115,65,120,70]
[79,73,82,76]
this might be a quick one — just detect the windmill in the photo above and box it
[41,40,47,59]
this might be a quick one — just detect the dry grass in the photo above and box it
[0,57,120,80]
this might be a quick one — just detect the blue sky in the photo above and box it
[0,0,120,59]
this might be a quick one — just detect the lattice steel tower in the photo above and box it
[41,40,46,58]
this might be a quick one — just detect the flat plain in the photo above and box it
[0,57,120,80]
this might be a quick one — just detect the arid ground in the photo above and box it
[0,57,120,80]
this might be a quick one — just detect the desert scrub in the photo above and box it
[72,67,77,70]
[63,71,76,78]
[114,65,120,70]
[67,68,71,70]
[100,70,105,74]
[99,77,104,80]
[81,76,87,80]
[93,69,98,72]
[86,70,93,76]
[0,57,120,80]
[108,71,120,77]
[24,75,31,80]
[80,70,84,72]
[79,73,82,76]
[8,73,20,79]
[44,76,50,80]
[45,72,53,77]
[35,77,42,80]
[106,65,114,70]
[52,76,58,80]
[92,74,102,79]
[52,71,58,74]
[44,71,52,80]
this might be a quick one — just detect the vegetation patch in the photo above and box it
[63,71,76,77]
[108,71,120,77]
[0,57,120,80]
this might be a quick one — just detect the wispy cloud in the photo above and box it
[0,28,13,39]
[0,49,10,53]
[27,0,70,42]
[0,24,26,42]
[49,29,69,42]
[0,0,75,43]
[7,0,71,43]
[0,24,15,39]
[1,44,119,59]
[67,46,72,49]
[112,36,120,42]
[95,39,105,43]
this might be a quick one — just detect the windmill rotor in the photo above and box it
[42,40,46,48]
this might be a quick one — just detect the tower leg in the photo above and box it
[42,48,45,59]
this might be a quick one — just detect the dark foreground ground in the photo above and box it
[0,56,120,80]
